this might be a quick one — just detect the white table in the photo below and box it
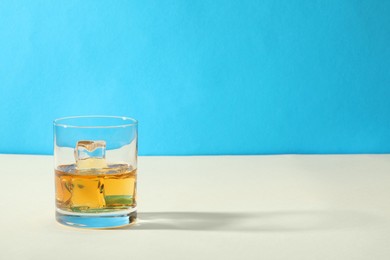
[1,154,390,260]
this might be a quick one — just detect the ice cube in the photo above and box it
[70,177,106,210]
[75,140,106,159]
[75,140,108,170]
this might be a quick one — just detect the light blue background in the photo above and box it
[1,1,389,155]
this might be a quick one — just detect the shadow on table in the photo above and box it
[122,210,378,232]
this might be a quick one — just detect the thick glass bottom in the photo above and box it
[56,207,137,229]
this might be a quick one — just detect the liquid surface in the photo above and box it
[55,162,137,213]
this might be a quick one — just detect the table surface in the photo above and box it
[1,154,390,260]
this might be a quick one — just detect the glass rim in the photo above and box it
[53,115,138,129]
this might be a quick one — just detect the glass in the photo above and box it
[53,116,138,228]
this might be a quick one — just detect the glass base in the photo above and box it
[56,208,137,229]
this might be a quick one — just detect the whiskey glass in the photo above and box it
[54,116,138,228]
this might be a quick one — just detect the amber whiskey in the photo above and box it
[55,160,137,213]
